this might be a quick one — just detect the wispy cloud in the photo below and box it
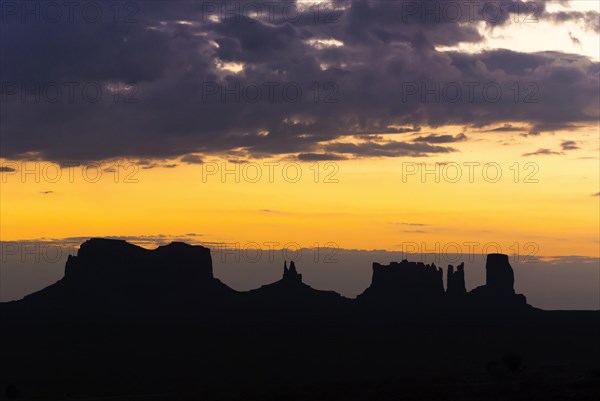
[522,148,565,157]
[180,154,204,164]
[482,124,526,133]
[561,140,580,151]
[297,153,348,161]
[412,133,468,144]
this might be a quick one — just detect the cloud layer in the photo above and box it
[1,0,598,163]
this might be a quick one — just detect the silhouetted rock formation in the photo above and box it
[282,260,302,284]
[0,240,595,401]
[246,261,347,314]
[13,238,234,316]
[447,262,466,297]
[357,260,444,305]
[485,253,515,294]
[2,240,531,318]
[65,238,214,282]
[469,254,528,309]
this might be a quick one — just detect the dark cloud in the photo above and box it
[323,139,457,158]
[0,166,17,172]
[483,124,526,132]
[39,191,54,195]
[568,31,582,48]
[412,133,467,143]
[527,122,583,136]
[297,153,348,161]
[548,10,600,33]
[522,148,565,157]
[180,154,204,164]
[1,1,597,163]
[385,127,421,134]
[53,234,209,248]
[137,160,179,169]
[561,140,580,151]
[593,193,600,197]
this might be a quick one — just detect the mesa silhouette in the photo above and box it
[3,238,600,401]
[2,238,530,319]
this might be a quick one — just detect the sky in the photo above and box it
[0,1,599,307]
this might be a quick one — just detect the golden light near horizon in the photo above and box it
[0,0,599,264]
[1,122,598,259]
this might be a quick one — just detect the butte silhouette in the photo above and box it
[1,238,598,401]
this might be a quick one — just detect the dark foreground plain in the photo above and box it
[1,239,599,400]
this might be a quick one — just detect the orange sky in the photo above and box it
[2,123,598,258]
